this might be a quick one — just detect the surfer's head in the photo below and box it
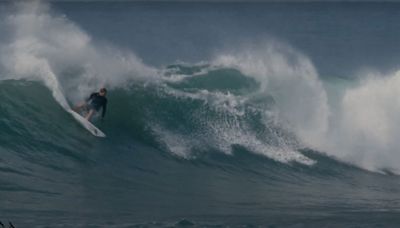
[99,88,107,96]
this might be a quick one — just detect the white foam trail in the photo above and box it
[0,1,157,106]
[3,49,70,110]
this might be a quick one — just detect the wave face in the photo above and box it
[2,1,400,227]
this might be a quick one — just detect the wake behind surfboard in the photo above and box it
[24,62,106,138]
[68,109,106,137]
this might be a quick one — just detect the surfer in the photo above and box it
[74,88,108,121]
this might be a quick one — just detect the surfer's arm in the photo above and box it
[86,93,96,102]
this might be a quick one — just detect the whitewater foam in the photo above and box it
[212,41,400,173]
[322,71,400,173]
[213,41,330,148]
[150,80,314,165]
[0,1,157,106]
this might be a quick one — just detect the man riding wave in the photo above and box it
[74,87,108,121]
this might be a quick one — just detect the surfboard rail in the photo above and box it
[68,109,106,137]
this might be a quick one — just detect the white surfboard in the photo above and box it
[68,109,106,137]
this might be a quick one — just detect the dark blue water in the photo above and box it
[1,1,400,227]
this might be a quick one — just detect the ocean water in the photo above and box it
[2,1,400,227]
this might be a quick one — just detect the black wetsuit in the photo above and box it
[87,92,108,118]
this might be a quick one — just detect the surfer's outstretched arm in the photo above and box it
[87,93,96,102]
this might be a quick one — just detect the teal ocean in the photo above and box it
[2,2,400,227]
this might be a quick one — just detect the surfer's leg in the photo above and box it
[73,102,86,112]
[85,109,95,121]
